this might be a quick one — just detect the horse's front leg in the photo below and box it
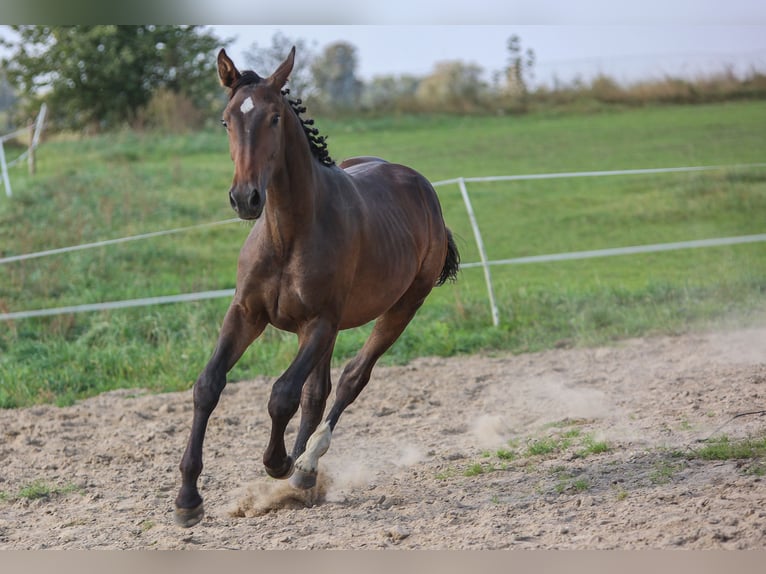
[262,318,337,479]
[175,303,265,528]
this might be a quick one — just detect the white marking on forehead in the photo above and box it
[239,96,254,115]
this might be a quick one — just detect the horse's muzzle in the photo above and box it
[229,186,264,220]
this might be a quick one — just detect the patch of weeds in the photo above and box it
[526,437,562,457]
[139,519,156,532]
[572,478,590,492]
[678,419,693,431]
[18,480,54,500]
[464,463,485,477]
[690,435,766,461]
[15,480,80,501]
[650,460,685,485]
[435,468,456,480]
[496,448,516,461]
[561,428,582,440]
[576,435,611,458]
[745,462,766,477]
[525,420,609,460]
[687,435,766,476]
[614,487,629,501]
[551,467,590,494]
[464,462,497,477]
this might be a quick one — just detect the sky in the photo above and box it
[212,24,766,87]
[1,2,765,89]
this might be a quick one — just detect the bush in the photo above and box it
[132,88,208,133]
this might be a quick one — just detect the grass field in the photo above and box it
[1,101,765,408]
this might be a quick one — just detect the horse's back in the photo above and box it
[338,156,387,170]
[340,156,443,217]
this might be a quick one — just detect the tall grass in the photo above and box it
[1,101,764,408]
[533,69,766,111]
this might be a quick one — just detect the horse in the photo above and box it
[174,47,459,527]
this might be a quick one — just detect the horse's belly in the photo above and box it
[338,261,420,329]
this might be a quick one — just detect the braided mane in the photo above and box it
[229,71,334,167]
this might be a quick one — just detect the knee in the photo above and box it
[193,368,225,412]
[268,379,300,421]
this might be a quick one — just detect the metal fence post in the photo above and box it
[0,139,11,198]
[457,177,500,327]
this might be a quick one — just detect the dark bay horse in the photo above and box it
[175,47,459,527]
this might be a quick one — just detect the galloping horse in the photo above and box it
[175,47,459,527]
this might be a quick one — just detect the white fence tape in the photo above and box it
[5,162,764,266]
[460,233,766,268]
[0,218,240,265]
[2,162,764,322]
[431,163,766,188]
[0,290,235,322]
[3,232,763,322]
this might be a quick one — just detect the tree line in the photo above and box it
[1,26,537,131]
[2,26,764,133]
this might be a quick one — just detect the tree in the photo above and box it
[505,34,535,106]
[361,74,420,113]
[244,31,317,99]
[311,41,362,113]
[2,25,224,130]
[416,60,488,113]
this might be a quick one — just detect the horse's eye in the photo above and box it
[221,119,228,129]
[271,114,280,126]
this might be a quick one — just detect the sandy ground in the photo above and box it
[0,326,764,549]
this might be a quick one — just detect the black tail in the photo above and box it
[437,228,460,286]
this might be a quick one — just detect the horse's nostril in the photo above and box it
[229,190,237,211]
[249,189,261,209]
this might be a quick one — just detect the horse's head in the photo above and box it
[217,47,295,220]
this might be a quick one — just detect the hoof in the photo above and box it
[288,467,317,490]
[174,503,204,528]
[265,456,294,480]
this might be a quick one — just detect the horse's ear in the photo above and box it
[217,48,241,89]
[268,46,296,90]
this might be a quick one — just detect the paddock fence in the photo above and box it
[0,104,47,198]
[1,161,765,324]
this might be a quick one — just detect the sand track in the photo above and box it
[1,327,764,549]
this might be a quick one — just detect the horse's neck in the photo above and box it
[263,125,320,252]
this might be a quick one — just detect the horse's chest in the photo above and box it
[238,227,351,331]
[251,264,336,332]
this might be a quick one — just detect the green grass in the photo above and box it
[689,435,766,461]
[523,428,610,460]
[526,437,567,457]
[649,460,686,485]
[10,480,80,501]
[456,423,610,481]
[1,101,765,408]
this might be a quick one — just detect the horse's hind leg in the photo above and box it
[175,304,265,528]
[289,288,429,490]
[291,348,333,461]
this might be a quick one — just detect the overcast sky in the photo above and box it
[212,24,766,87]
[1,2,764,88]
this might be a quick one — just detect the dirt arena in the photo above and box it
[1,326,764,549]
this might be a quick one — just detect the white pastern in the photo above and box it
[295,422,332,476]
